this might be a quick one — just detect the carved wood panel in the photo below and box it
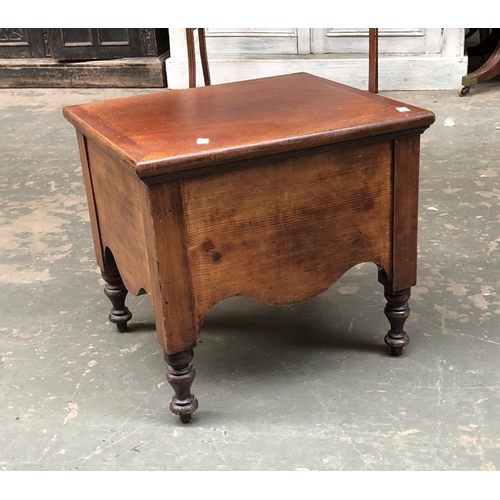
[0,28,48,58]
[47,29,169,60]
[0,28,25,42]
[0,28,169,60]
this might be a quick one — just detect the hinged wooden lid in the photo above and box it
[63,72,435,180]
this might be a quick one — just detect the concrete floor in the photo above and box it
[1,77,500,471]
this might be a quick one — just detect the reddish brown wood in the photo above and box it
[143,126,430,185]
[84,138,150,296]
[471,36,500,84]
[368,28,378,94]
[186,28,211,88]
[63,73,435,181]
[76,132,103,269]
[197,28,211,86]
[63,73,435,422]
[184,142,392,322]
[463,29,500,87]
[144,181,198,355]
[185,28,196,89]
[392,136,421,291]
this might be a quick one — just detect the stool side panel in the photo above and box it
[183,142,393,321]
[85,139,151,295]
[77,132,104,270]
[392,135,421,291]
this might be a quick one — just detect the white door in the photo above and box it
[205,28,311,55]
[311,28,443,54]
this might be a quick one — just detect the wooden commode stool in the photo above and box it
[63,73,435,423]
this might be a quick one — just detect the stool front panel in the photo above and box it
[182,141,393,321]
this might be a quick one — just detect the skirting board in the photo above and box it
[166,54,468,91]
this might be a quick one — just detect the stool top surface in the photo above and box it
[63,72,435,180]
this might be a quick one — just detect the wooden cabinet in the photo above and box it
[47,29,169,60]
[0,28,170,87]
[0,28,48,58]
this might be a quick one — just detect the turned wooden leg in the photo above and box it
[378,269,411,356]
[101,266,132,332]
[382,284,411,356]
[164,349,198,423]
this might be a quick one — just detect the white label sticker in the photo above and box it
[196,138,209,144]
[396,107,410,112]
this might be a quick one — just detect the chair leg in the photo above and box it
[198,28,211,86]
[369,28,378,94]
[164,349,198,423]
[101,263,132,333]
[186,28,210,88]
[186,28,196,88]
[463,35,500,87]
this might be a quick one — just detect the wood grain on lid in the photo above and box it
[63,72,435,179]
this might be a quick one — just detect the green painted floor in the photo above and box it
[1,79,500,470]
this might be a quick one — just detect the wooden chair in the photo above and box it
[186,28,379,93]
[460,28,500,96]
[185,28,211,88]
[368,28,378,93]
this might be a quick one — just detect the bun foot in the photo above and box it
[108,297,132,332]
[169,394,198,422]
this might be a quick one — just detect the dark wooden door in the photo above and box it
[47,29,169,60]
[0,28,49,58]
[0,28,170,87]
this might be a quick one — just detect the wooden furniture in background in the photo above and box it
[185,28,378,92]
[368,28,379,93]
[64,72,434,423]
[185,28,211,88]
[0,28,169,87]
[460,28,500,95]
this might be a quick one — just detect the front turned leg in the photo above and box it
[382,285,411,356]
[101,266,132,332]
[164,349,198,423]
